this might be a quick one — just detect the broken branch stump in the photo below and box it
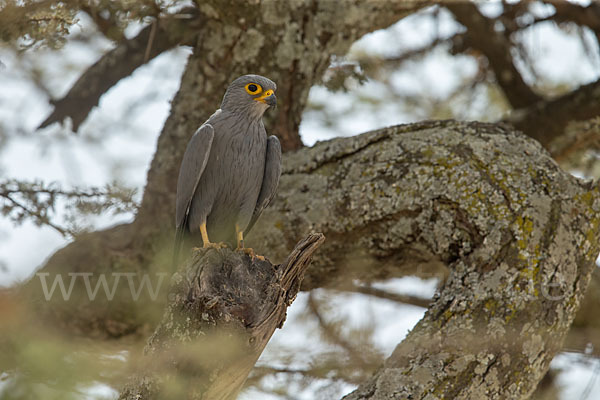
[118,233,325,400]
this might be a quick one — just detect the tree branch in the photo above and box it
[326,124,600,398]
[446,2,542,109]
[446,3,600,149]
[118,234,324,400]
[507,78,600,148]
[542,0,600,44]
[0,179,138,236]
[38,7,202,131]
[343,285,432,308]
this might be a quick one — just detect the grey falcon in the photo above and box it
[173,74,281,265]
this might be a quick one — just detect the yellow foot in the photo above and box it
[236,247,265,261]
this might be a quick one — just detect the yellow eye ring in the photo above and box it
[245,83,262,95]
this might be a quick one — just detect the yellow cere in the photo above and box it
[255,89,274,104]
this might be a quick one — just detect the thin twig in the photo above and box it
[0,193,68,236]
[307,293,370,367]
[344,285,431,308]
[144,18,158,63]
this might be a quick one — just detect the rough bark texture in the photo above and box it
[22,0,427,339]
[299,122,600,399]
[118,234,324,400]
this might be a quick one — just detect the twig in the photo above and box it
[307,293,370,367]
[344,285,431,308]
[144,18,158,63]
[0,192,68,236]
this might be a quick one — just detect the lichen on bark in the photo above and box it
[256,120,600,399]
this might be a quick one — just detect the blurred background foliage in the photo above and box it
[1,1,600,399]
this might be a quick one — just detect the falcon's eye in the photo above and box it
[245,83,262,95]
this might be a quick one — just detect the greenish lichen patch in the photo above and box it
[255,120,600,400]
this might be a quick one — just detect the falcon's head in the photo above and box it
[221,74,277,118]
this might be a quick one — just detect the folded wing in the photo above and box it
[173,124,215,267]
[245,135,282,235]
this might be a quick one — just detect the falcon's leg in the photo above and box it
[235,224,265,261]
[236,224,244,249]
[193,222,227,250]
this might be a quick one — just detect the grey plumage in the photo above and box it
[245,135,281,234]
[173,74,281,266]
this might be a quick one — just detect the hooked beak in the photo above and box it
[264,93,277,107]
[255,89,277,107]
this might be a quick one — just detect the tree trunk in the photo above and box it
[118,234,324,400]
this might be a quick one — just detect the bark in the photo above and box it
[22,0,426,339]
[117,233,324,400]
[324,122,600,399]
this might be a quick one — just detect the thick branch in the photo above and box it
[38,7,202,131]
[314,124,600,398]
[507,78,600,149]
[447,2,541,109]
[118,234,324,400]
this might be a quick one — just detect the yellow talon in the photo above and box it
[240,246,266,261]
[235,225,265,260]
[198,222,228,249]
